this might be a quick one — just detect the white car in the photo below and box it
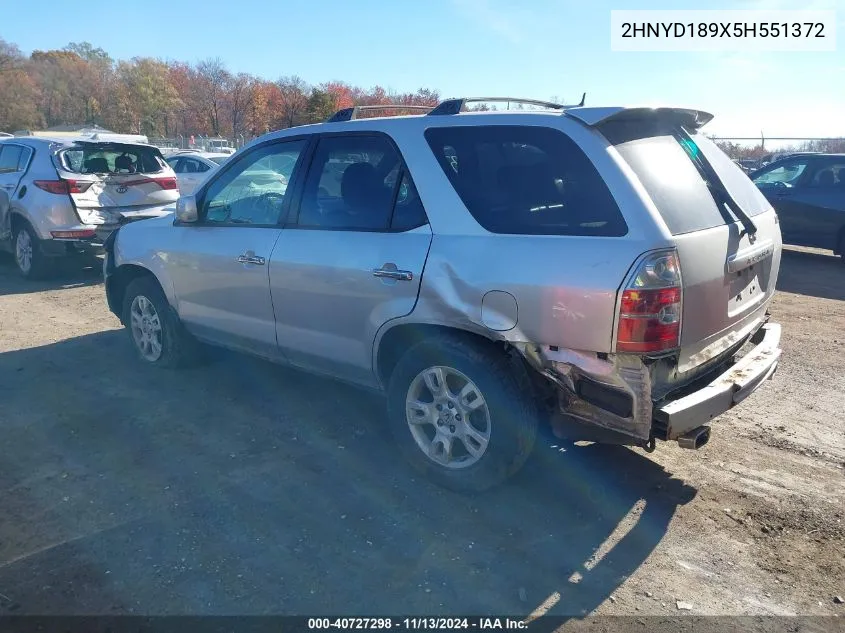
[165,152,230,195]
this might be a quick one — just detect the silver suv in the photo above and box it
[0,137,178,278]
[104,98,783,492]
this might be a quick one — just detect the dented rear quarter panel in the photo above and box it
[373,113,672,358]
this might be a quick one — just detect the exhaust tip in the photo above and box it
[677,426,711,450]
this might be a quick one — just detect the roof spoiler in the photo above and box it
[565,106,714,130]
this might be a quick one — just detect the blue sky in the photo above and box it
[6,0,844,139]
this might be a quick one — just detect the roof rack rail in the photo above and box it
[326,104,435,123]
[427,94,586,116]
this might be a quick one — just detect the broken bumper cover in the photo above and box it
[654,323,782,439]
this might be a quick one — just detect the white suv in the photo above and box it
[104,99,783,492]
[0,137,178,278]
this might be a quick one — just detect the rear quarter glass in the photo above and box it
[423,125,628,236]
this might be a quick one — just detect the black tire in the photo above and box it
[13,222,52,279]
[386,335,539,493]
[121,276,200,368]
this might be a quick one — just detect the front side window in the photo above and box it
[201,139,307,225]
[425,126,627,236]
[753,159,810,187]
[298,135,412,231]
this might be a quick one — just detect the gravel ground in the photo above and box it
[0,247,842,617]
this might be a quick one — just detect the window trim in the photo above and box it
[182,134,316,229]
[287,130,429,234]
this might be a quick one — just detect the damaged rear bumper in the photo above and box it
[653,323,782,439]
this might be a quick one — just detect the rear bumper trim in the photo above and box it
[654,323,781,439]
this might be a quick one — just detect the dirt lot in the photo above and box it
[0,247,843,618]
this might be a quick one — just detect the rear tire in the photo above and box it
[122,276,201,368]
[386,335,538,493]
[13,223,52,279]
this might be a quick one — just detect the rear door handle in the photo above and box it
[373,264,413,281]
[236,251,265,265]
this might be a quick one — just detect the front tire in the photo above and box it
[386,335,539,493]
[122,276,199,368]
[13,223,51,279]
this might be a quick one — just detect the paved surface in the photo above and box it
[0,248,842,616]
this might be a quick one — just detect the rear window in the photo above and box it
[58,143,167,175]
[424,125,627,236]
[602,120,769,236]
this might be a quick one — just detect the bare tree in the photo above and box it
[196,58,230,136]
[228,73,253,139]
[277,75,309,128]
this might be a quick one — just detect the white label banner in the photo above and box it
[611,10,837,52]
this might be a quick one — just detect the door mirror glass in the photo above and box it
[175,195,198,223]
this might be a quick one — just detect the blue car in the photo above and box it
[751,153,845,260]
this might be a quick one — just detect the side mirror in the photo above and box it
[175,195,198,223]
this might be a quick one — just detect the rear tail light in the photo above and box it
[616,250,682,353]
[34,179,93,194]
[120,176,178,190]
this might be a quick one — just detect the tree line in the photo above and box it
[0,38,441,138]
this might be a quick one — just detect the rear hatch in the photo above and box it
[54,141,178,224]
[597,112,782,383]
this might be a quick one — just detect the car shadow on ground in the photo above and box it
[0,253,103,296]
[776,248,844,302]
[0,330,696,617]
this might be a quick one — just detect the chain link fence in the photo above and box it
[147,134,257,155]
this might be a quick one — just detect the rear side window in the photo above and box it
[59,143,166,175]
[298,134,427,232]
[424,126,627,236]
[0,145,24,173]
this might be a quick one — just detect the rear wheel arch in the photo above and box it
[10,211,30,235]
[375,322,532,388]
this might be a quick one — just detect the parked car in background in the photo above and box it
[165,151,230,195]
[201,138,236,155]
[104,99,783,492]
[750,153,845,260]
[0,136,178,278]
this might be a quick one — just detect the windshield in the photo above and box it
[753,160,809,186]
[209,156,228,165]
[59,143,166,175]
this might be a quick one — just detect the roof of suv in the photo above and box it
[251,102,715,146]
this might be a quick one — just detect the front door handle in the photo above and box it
[373,263,413,281]
[236,251,265,265]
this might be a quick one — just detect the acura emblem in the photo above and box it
[116,185,128,194]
